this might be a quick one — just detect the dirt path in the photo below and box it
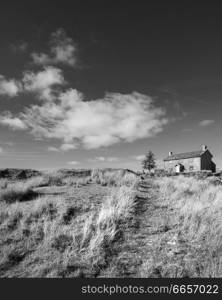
[101,179,191,277]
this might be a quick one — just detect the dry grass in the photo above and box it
[0,169,138,277]
[3,169,221,278]
[91,169,138,187]
[80,185,137,261]
[62,176,91,187]
[139,175,222,277]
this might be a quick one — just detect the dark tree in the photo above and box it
[142,150,156,172]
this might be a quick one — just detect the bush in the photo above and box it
[0,183,38,203]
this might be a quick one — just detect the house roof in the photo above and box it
[163,150,212,161]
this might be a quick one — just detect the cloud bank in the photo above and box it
[1,90,167,149]
[0,113,27,130]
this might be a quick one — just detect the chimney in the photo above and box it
[202,145,207,151]
[169,151,173,156]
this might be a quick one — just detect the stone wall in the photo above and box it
[164,157,201,172]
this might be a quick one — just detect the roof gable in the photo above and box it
[164,149,212,161]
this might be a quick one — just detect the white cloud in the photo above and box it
[0,75,21,97]
[0,67,65,100]
[0,147,3,154]
[0,113,27,130]
[31,28,76,67]
[95,156,106,162]
[22,66,65,100]
[134,155,145,161]
[199,119,215,127]
[60,143,77,151]
[90,156,119,162]
[67,161,79,165]
[107,157,119,162]
[47,146,60,152]
[0,90,168,149]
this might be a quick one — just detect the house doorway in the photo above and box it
[175,163,184,173]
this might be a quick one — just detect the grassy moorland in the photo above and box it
[0,170,222,277]
[0,169,139,277]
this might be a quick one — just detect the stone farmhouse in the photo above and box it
[163,145,216,173]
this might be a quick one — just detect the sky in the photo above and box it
[0,0,221,170]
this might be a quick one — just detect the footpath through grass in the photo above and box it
[100,176,222,278]
[1,173,222,277]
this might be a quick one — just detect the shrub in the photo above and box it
[0,182,37,203]
[62,207,77,224]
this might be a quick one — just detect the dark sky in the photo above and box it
[0,1,221,169]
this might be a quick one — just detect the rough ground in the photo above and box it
[0,183,112,278]
[1,176,214,277]
[101,179,201,278]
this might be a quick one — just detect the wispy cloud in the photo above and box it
[0,147,3,154]
[11,41,28,52]
[67,161,79,165]
[31,28,77,67]
[89,156,119,162]
[0,113,27,130]
[0,75,21,97]
[199,119,215,127]
[48,144,76,152]
[133,155,145,161]
[47,146,60,152]
[60,143,77,151]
